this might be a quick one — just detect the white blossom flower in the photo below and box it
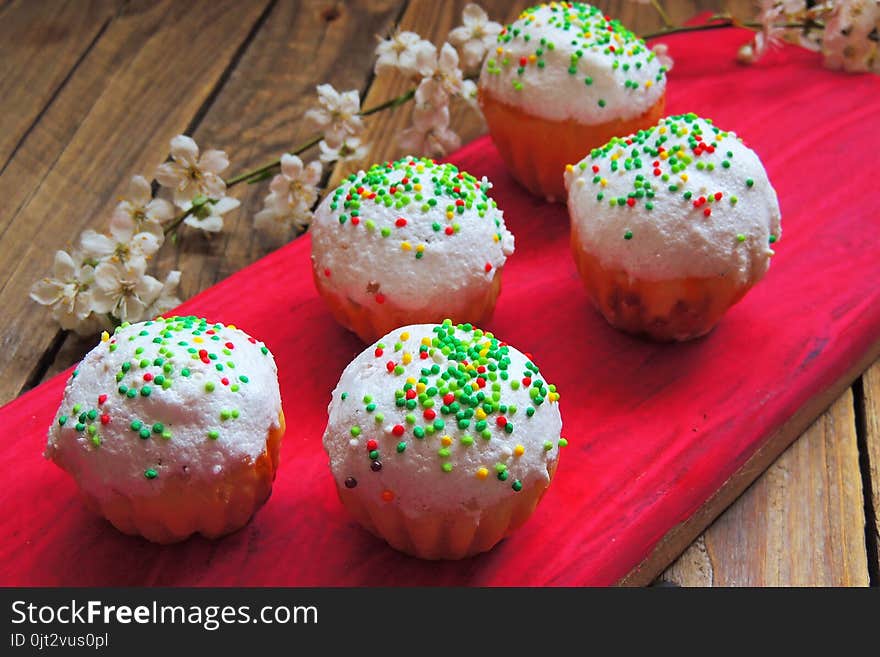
[398,103,461,158]
[737,41,757,64]
[651,43,674,71]
[305,84,364,148]
[111,175,172,238]
[30,250,97,332]
[155,135,230,208]
[448,3,502,71]
[318,136,369,164]
[79,219,162,270]
[254,154,322,237]
[822,0,880,73]
[91,259,163,324]
[182,196,241,234]
[143,270,182,318]
[375,30,428,76]
[414,43,467,107]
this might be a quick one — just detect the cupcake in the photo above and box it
[45,316,284,543]
[310,156,514,343]
[565,113,782,341]
[322,320,565,559]
[478,2,667,201]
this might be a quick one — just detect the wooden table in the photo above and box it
[2,0,877,586]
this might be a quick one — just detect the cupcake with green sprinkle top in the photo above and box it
[45,316,284,543]
[565,113,782,341]
[478,2,667,201]
[323,319,564,560]
[310,156,514,343]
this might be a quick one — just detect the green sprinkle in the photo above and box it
[441,462,453,473]
[208,430,220,440]
[144,468,158,480]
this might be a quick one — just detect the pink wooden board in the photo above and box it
[2,28,879,585]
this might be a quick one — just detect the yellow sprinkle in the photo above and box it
[659,126,667,134]
[528,54,537,63]
[413,183,422,191]
[401,241,412,251]
[416,165,424,173]
[402,352,412,365]
[416,382,426,393]
[406,376,416,385]
[446,211,454,220]
[645,80,653,88]
[514,445,525,457]
[416,244,425,253]
[400,331,410,340]
[476,467,489,480]
[496,46,503,55]
[101,331,109,342]
[549,392,559,402]
[565,163,574,172]
[716,134,723,141]
[421,337,432,346]
[227,324,236,330]
[660,151,669,160]
[471,382,479,391]
[611,151,621,161]
[475,408,487,420]
[493,234,500,242]
[193,336,203,343]
[680,173,689,182]
[441,435,453,447]
[600,178,608,187]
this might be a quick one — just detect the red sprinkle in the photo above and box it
[714,192,723,201]
[653,168,662,176]
[522,377,532,386]
[248,337,257,344]
[477,366,486,374]
[496,416,507,427]
[392,425,405,437]
[351,216,360,225]
[100,414,110,425]
[143,373,153,382]
[375,293,385,304]
[405,389,416,400]
[386,361,395,372]
[97,394,107,405]
[324,268,331,277]
[423,409,436,420]
[419,352,428,359]
[395,218,407,227]
[225,342,234,350]
[445,226,454,235]
[374,347,384,357]
[704,208,712,217]
[443,393,455,405]
[366,439,378,451]
[519,56,527,66]
[221,377,229,386]
[476,377,486,388]
[626,197,636,207]
[592,165,599,173]
[484,263,493,273]
[199,349,210,364]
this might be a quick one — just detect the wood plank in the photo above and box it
[636,356,880,586]
[0,0,123,167]
[654,382,872,586]
[860,361,880,579]
[0,0,272,405]
[36,0,407,385]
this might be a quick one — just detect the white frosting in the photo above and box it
[46,316,282,498]
[323,322,564,519]
[310,157,514,309]
[478,3,666,124]
[565,114,782,283]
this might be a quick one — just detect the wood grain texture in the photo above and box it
[660,389,869,586]
[0,0,272,404]
[860,362,880,578]
[0,0,123,167]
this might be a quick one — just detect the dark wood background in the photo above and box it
[1,0,877,585]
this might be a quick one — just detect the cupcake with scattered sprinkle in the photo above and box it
[323,320,564,559]
[45,316,284,543]
[478,2,667,202]
[311,156,514,343]
[565,113,782,341]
